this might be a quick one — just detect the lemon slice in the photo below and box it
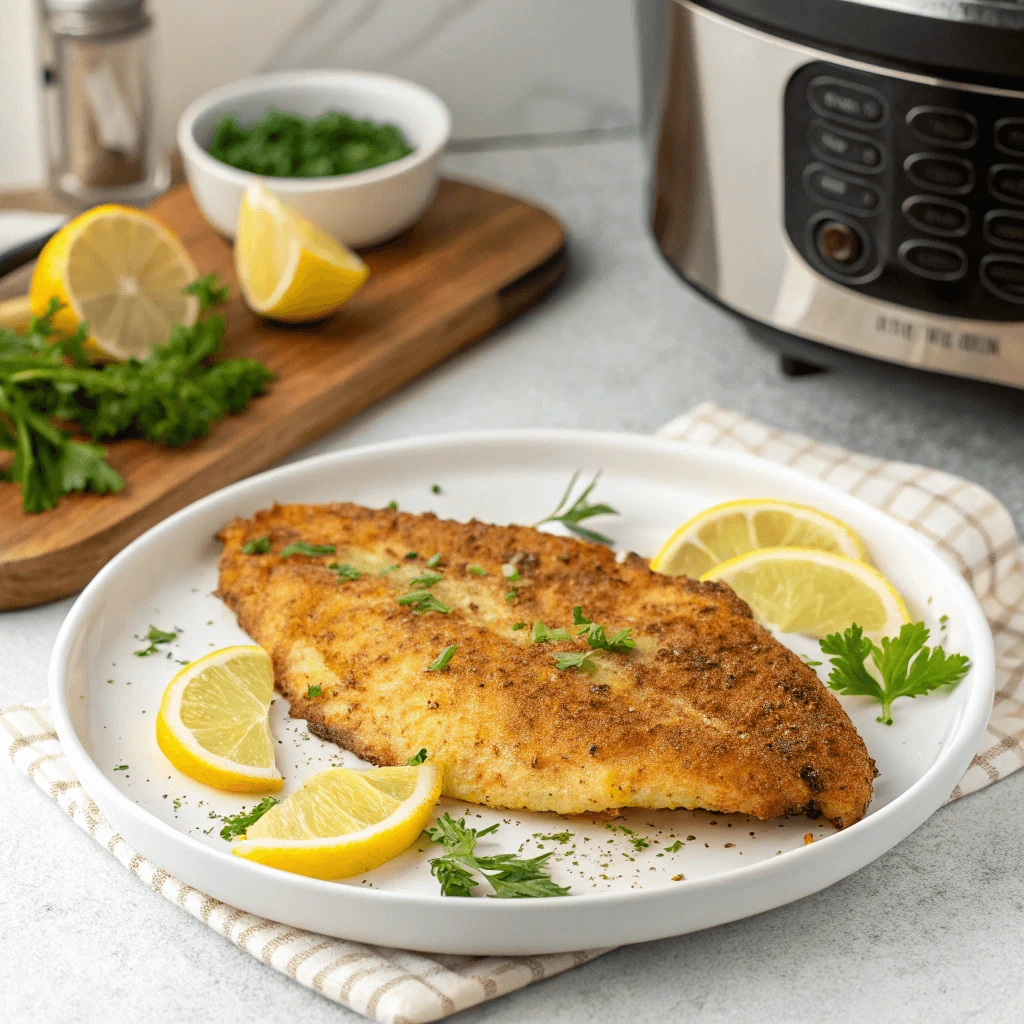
[651,499,866,579]
[702,547,909,638]
[30,204,199,361]
[234,184,369,322]
[156,645,282,793]
[231,764,442,879]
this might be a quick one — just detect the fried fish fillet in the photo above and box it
[216,503,875,828]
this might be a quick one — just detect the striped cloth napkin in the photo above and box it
[4,402,1023,1023]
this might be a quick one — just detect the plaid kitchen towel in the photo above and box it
[4,401,1023,1023]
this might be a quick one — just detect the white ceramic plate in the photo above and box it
[49,431,994,955]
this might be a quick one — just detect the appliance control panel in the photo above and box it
[784,60,1024,321]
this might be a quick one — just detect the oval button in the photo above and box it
[981,255,1024,302]
[995,118,1024,158]
[807,77,887,127]
[984,210,1024,250]
[989,164,1024,206]
[898,240,967,281]
[907,107,977,149]
[902,196,970,237]
[803,164,881,215]
[808,121,883,172]
[904,154,974,194]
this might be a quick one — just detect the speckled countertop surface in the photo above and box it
[4,137,1023,1024]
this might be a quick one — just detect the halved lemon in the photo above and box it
[156,645,282,793]
[30,204,199,361]
[234,184,369,322]
[702,547,909,637]
[651,499,866,579]
[231,764,442,879]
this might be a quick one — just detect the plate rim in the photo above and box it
[49,428,996,921]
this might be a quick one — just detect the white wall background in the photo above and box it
[1,0,639,190]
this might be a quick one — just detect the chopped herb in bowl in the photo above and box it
[208,108,414,178]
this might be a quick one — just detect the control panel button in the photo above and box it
[980,255,1024,302]
[808,121,883,172]
[807,77,887,127]
[906,107,977,149]
[898,240,967,281]
[984,210,1024,250]
[988,164,1024,206]
[814,219,863,269]
[803,163,881,214]
[904,154,974,194]
[902,196,970,237]
[995,118,1024,158]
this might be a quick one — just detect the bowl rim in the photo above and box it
[176,68,452,192]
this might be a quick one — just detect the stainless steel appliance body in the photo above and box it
[641,0,1024,388]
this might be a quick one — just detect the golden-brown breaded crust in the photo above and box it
[216,503,875,828]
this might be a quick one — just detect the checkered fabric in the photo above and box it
[3,403,1021,1022]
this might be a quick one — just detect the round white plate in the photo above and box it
[50,431,994,955]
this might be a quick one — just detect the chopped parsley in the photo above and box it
[467,565,487,576]
[405,551,419,560]
[553,650,597,673]
[505,590,518,604]
[134,625,177,657]
[531,621,572,643]
[431,484,442,495]
[407,748,428,765]
[534,831,574,844]
[113,764,128,771]
[328,562,363,582]
[501,563,521,582]
[219,797,279,841]
[242,535,271,555]
[820,621,971,725]
[572,606,635,653]
[427,813,570,898]
[409,569,443,588]
[511,622,527,631]
[606,823,650,851]
[533,470,618,545]
[387,500,398,511]
[397,590,451,614]
[306,684,322,697]
[379,563,400,574]
[279,541,335,558]
[665,840,684,852]
[426,553,442,568]
[426,644,456,672]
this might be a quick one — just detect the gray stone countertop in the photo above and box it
[3,136,1023,1024]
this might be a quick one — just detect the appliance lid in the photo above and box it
[688,0,1024,83]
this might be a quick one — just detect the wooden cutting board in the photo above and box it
[0,178,565,610]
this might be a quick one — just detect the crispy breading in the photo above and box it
[216,503,875,828]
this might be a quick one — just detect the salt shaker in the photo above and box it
[39,0,169,208]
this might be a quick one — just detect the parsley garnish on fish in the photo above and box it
[328,562,362,581]
[306,684,322,697]
[279,541,336,558]
[501,564,521,582]
[405,551,418,560]
[397,590,451,614]
[467,565,487,576]
[820,621,970,726]
[407,748,428,765]
[409,570,443,589]
[426,553,442,568]
[533,471,618,545]
[134,625,178,657]
[553,650,597,673]
[379,564,399,574]
[387,500,398,511]
[572,607,635,653]
[426,645,456,672]
[426,813,570,898]
[531,621,572,643]
[242,535,271,555]
[511,622,527,631]
[219,797,279,840]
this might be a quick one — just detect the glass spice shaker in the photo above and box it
[39,0,169,208]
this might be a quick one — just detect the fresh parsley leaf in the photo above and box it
[553,650,597,673]
[184,273,230,311]
[533,471,618,545]
[511,622,527,631]
[426,813,569,899]
[242,535,271,555]
[113,764,129,771]
[407,748,428,765]
[387,500,398,511]
[397,590,451,614]
[426,552,442,568]
[427,644,456,672]
[505,590,518,603]
[431,484,442,495]
[409,569,443,588]
[665,840,684,852]
[328,562,362,581]
[501,563,521,581]
[573,606,590,626]
[820,621,971,725]
[405,551,419,560]
[534,831,574,844]
[531,621,572,643]
[572,607,635,652]
[467,565,487,576]
[279,541,335,558]
[219,797,279,841]
[306,684,322,697]
[134,624,178,657]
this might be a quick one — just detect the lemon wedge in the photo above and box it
[234,184,369,322]
[702,547,909,638]
[30,204,199,361]
[651,499,866,579]
[231,764,442,879]
[156,645,283,793]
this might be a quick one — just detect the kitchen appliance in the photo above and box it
[639,0,1024,389]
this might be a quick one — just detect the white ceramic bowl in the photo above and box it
[177,70,451,248]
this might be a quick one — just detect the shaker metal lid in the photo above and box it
[43,0,143,10]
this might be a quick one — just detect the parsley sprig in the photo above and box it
[219,797,279,840]
[242,535,270,555]
[426,813,570,898]
[531,621,572,643]
[328,562,362,581]
[820,621,971,725]
[533,471,618,545]
[426,644,456,672]
[397,590,451,614]
[134,624,178,657]
[280,541,335,558]
[407,748,428,765]
[573,607,635,652]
